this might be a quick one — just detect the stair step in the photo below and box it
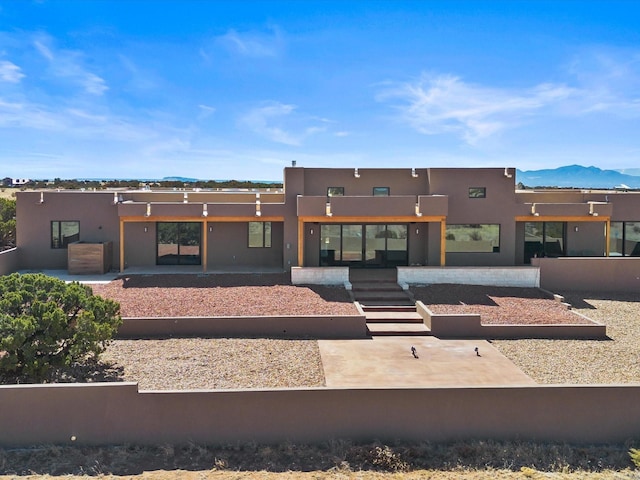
[364,311,423,323]
[366,323,431,336]
[360,304,417,312]
[351,282,403,292]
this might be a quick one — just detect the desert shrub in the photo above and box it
[469,231,482,241]
[0,197,16,248]
[630,448,640,468]
[0,273,121,380]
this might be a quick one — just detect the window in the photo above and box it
[609,221,640,256]
[373,187,390,196]
[249,221,271,248]
[468,187,486,198]
[446,224,500,253]
[524,222,565,262]
[51,221,79,249]
[327,187,344,197]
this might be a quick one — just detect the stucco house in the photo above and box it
[11,166,640,277]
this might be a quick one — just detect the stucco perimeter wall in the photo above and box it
[0,247,19,276]
[291,267,350,286]
[416,302,607,339]
[398,266,540,287]
[533,257,640,293]
[1,382,640,447]
[117,315,367,339]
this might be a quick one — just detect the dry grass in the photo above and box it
[0,440,637,479]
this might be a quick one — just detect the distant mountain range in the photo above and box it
[516,165,640,189]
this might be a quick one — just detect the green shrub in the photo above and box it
[630,448,640,468]
[0,273,121,380]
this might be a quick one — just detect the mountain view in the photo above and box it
[516,165,640,189]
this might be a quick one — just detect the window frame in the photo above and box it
[248,221,272,248]
[468,187,486,198]
[327,187,344,197]
[372,187,390,196]
[445,224,500,253]
[51,220,80,249]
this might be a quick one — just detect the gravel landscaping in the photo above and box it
[410,284,591,325]
[91,273,357,317]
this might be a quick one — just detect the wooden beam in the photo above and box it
[119,215,285,223]
[119,218,125,273]
[298,215,446,224]
[514,216,610,223]
[440,218,446,266]
[297,219,304,267]
[202,219,208,272]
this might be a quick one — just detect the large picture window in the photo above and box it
[157,222,201,265]
[51,221,79,249]
[446,224,500,253]
[249,222,272,248]
[609,221,640,256]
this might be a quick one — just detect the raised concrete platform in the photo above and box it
[318,336,535,388]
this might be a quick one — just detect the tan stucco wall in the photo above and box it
[0,247,19,275]
[117,314,367,339]
[1,382,639,447]
[533,257,640,292]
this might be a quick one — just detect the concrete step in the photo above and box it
[364,311,424,323]
[352,290,410,300]
[360,304,417,312]
[366,322,431,336]
[357,299,416,307]
[351,282,403,292]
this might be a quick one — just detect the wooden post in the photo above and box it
[119,218,125,273]
[605,219,611,257]
[440,218,446,266]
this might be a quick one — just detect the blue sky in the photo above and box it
[1,1,639,181]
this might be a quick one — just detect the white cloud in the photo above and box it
[0,60,25,83]
[377,73,575,144]
[32,34,108,95]
[216,26,283,57]
[241,101,329,146]
[198,104,216,119]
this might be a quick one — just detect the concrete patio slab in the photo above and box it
[318,336,535,388]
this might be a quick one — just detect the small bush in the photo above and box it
[630,448,640,468]
[0,273,121,380]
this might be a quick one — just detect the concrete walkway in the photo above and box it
[318,336,535,388]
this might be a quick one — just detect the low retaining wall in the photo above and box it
[398,266,540,287]
[291,267,350,287]
[0,247,18,276]
[533,257,640,293]
[118,315,368,339]
[1,382,639,447]
[417,302,607,339]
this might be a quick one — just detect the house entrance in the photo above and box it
[319,224,408,268]
[156,222,202,265]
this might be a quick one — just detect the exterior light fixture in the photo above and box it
[415,203,422,217]
[144,226,148,233]
[530,204,539,216]
[310,228,314,235]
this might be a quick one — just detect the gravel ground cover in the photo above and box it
[91,273,357,317]
[410,284,590,325]
[101,338,325,390]
[92,278,640,388]
[492,292,640,384]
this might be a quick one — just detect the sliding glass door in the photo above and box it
[157,222,202,265]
